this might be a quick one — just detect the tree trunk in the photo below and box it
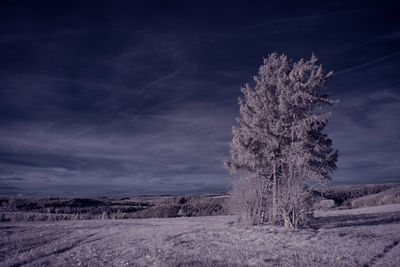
[272,163,277,223]
[258,174,269,225]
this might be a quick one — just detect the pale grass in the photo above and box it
[1,205,400,266]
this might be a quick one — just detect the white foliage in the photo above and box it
[225,52,338,228]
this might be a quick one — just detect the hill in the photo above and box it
[2,183,400,222]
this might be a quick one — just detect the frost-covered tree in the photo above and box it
[227,174,263,226]
[225,52,338,227]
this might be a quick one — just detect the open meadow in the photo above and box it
[1,203,400,267]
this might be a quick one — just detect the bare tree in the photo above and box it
[227,174,264,226]
[225,52,338,228]
[276,176,313,228]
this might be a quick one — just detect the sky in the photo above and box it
[0,0,399,196]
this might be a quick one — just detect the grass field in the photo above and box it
[1,204,400,266]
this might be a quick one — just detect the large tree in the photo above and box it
[225,53,338,227]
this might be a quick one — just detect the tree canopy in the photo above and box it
[225,52,338,227]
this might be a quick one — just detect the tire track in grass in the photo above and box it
[164,229,203,242]
[364,240,400,267]
[0,226,75,262]
[8,231,120,267]
[8,234,96,267]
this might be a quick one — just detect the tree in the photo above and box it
[227,174,263,226]
[225,52,338,228]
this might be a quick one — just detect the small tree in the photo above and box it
[228,174,263,226]
[276,177,312,228]
[225,52,338,228]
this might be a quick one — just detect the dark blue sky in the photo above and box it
[0,0,399,196]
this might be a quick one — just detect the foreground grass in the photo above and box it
[1,205,400,267]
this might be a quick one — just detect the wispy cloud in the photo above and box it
[238,12,342,32]
[335,51,400,76]
[47,127,93,152]
[327,89,400,184]
[1,0,399,195]
[132,69,181,99]
[376,30,400,41]
[0,103,233,195]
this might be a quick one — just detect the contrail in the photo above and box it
[130,93,193,124]
[133,69,181,98]
[335,51,400,76]
[239,12,339,32]
[132,121,196,148]
[47,127,92,152]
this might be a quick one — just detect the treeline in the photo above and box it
[1,184,399,223]
[317,183,400,206]
[1,197,149,214]
[0,194,229,222]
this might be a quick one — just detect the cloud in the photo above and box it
[335,51,400,76]
[129,68,181,101]
[47,127,93,152]
[0,101,234,195]
[1,0,399,195]
[238,11,343,33]
[377,30,400,41]
[0,177,25,181]
[327,89,400,184]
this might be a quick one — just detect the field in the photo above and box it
[1,184,400,266]
[1,204,400,267]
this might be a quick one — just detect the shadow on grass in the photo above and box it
[311,212,400,229]
[161,258,244,267]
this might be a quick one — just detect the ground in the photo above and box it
[1,204,400,267]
